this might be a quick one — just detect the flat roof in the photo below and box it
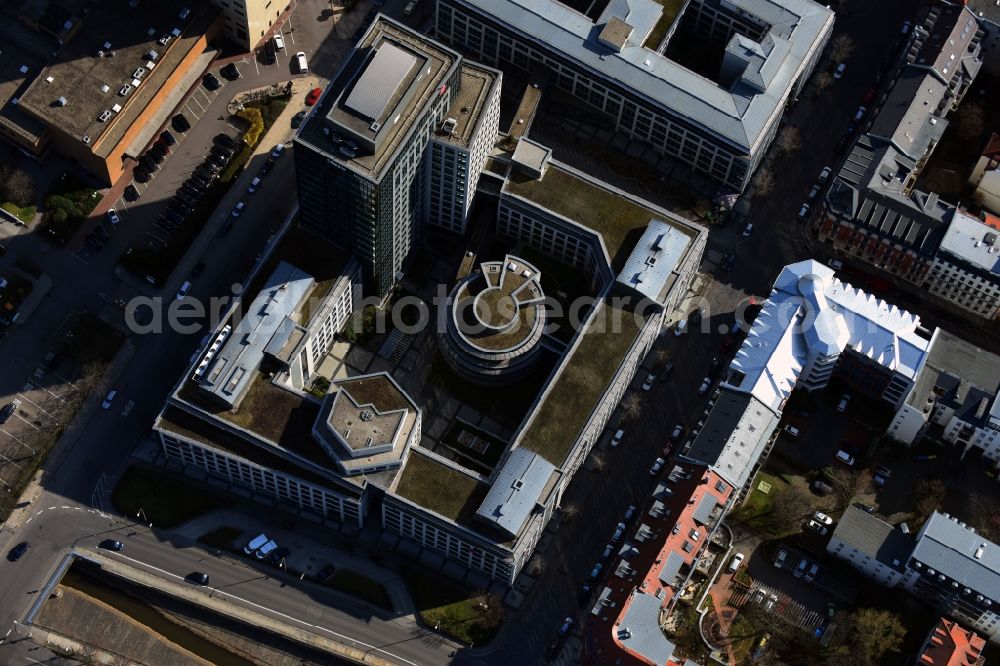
[394,452,489,524]
[432,63,499,148]
[616,219,690,304]
[455,255,545,351]
[344,42,418,121]
[504,163,697,260]
[906,328,1000,420]
[296,17,459,181]
[912,511,1000,603]
[446,0,834,151]
[18,0,211,153]
[475,448,557,538]
[519,298,644,465]
[937,209,1000,275]
[0,45,48,145]
[198,262,314,408]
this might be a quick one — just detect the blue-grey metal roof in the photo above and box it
[447,0,833,151]
[616,220,690,303]
[691,492,718,526]
[830,506,914,572]
[475,448,556,537]
[617,591,676,665]
[344,42,418,121]
[199,262,314,407]
[263,317,298,357]
[658,551,685,585]
[911,511,1000,603]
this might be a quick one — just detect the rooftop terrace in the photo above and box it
[394,452,489,524]
[505,165,694,261]
[434,63,499,148]
[520,299,645,465]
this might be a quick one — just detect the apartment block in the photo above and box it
[211,0,289,50]
[826,505,914,587]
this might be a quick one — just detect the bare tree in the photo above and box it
[957,103,985,141]
[915,478,947,521]
[654,348,672,366]
[827,468,872,510]
[812,72,833,95]
[561,502,580,524]
[830,35,855,62]
[620,393,642,422]
[773,127,802,156]
[1,167,36,207]
[754,167,775,200]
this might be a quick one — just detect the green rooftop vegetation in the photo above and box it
[395,453,486,523]
[506,167,689,259]
[520,299,644,465]
[643,0,687,50]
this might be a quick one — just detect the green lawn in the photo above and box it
[643,0,686,50]
[401,567,501,645]
[2,202,36,222]
[40,174,100,244]
[198,527,243,550]
[112,466,232,528]
[520,299,644,465]
[328,570,393,611]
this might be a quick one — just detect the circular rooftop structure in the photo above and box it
[439,255,547,386]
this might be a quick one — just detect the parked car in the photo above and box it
[316,564,335,581]
[728,552,745,572]
[99,540,124,551]
[255,539,278,560]
[641,373,655,391]
[783,424,800,438]
[271,143,286,159]
[601,544,613,560]
[261,157,275,175]
[306,87,323,106]
[160,130,177,146]
[558,617,573,636]
[273,32,285,50]
[624,505,637,521]
[671,425,684,441]
[611,429,624,447]
[220,62,241,81]
[214,133,238,149]
[797,204,810,220]
[742,222,753,237]
[649,457,665,475]
[698,378,711,395]
[853,106,867,122]
[813,512,833,525]
[794,558,808,578]
[231,202,246,218]
[807,520,829,536]
[833,63,846,79]
[243,533,269,555]
[805,562,821,583]
[187,572,210,585]
[874,465,892,487]
[248,177,262,194]
[674,319,687,336]
[835,449,856,466]
[295,51,309,73]
[836,393,851,413]
[612,522,626,542]
[292,110,306,128]
[203,72,221,90]
[266,547,291,565]
[106,209,120,226]
[7,541,30,562]
[101,389,118,409]
[811,479,834,496]
[774,548,787,568]
[164,209,185,225]
[721,253,736,271]
[191,261,206,278]
[765,593,778,611]
[172,113,191,132]
[588,563,603,580]
[901,20,911,34]
[0,400,19,424]
[660,361,674,380]
[818,166,832,184]
[207,152,229,168]
[133,166,151,183]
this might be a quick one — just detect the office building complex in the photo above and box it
[435,0,834,192]
[818,3,998,320]
[210,0,288,50]
[294,17,500,298]
[428,63,502,234]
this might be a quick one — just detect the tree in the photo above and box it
[915,478,947,520]
[830,35,855,62]
[827,468,872,510]
[1,167,35,206]
[957,103,985,141]
[560,502,580,524]
[813,72,833,95]
[753,167,775,200]
[620,393,642,422]
[773,127,802,156]
[841,608,906,665]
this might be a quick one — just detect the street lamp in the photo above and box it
[136,508,151,527]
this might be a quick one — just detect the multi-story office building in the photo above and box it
[428,63,502,234]
[923,210,1000,319]
[295,17,501,298]
[435,0,834,192]
[210,0,288,50]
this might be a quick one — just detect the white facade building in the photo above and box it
[826,505,913,588]
[922,209,1000,320]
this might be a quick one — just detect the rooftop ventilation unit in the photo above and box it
[442,117,457,135]
[97,110,111,122]
[370,121,381,132]
[18,65,28,75]
[100,84,109,93]
[147,27,156,37]
[133,67,146,79]
[158,35,171,46]
[82,134,90,144]
[146,50,159,61]
[118,84,132,97]
[103,41,112,50]
[56,96,67,106]
[45,76,54,83]
[111,103,122,113]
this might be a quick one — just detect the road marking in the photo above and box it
[26,382,67,404]
[70,252,89,266]
[114,554,420,665]
[61,506,70,510]
[24,518,31,525]
[225,119,243,132]
[187,95,206,114]
[16,390,60,417]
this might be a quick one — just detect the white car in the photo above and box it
[698,378,711,395]
[611,429,624,447]
[101,389,118,410]
[833,63,846,79]
[853,106,867,122]
[231,201,246,218]
[624,505,637,521]
[742,222,753,237]
[106,209,120,226]
[271,143,286,158]
[671,425,684,441]
[807,520,829,536]
[248,177,261,194]
[641,373,656,391]
[175,280,191,300]
[783,424,800,438]
[728,552,745,572]
[612,522,626,542]
[835,449,856,466]
[673,319,687,337]
[813,511,833,525]
[649,457,665,475]
[818,166,832,184]
[901,20,911,34]
[295,51,308,74]
[273,32,285,50]
[836,393,851,413]
[807,184,820,201]
[797,204,810,221]
[774,548,787,568]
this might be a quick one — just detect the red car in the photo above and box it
[862,88,876,104]
[305,87,322,106]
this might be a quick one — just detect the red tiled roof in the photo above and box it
[982,213,1000,232]
[584,464,733,666]
[981,133,1000,161]
[917,617,986,666]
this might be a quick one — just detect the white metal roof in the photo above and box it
[344,42,418,121]
[937,209,1000,275]
[616,219,690,303]
[616,591,676,665]
[475,448,556,537]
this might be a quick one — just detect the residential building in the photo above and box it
[916,617,986,666]
[886,329,1000,465]
[818,3,997,319]
[12,1,220,184]
[906,512,1000,642]
[968,133,1000,215]
[210,0,289,50]
[435,0,834,192]
[682,259,933,497]
[966,0,1000,74]
[585,464,732,666]
[826,505,915,587]
[295,17,503,299]
[923,210,1000,319]
[428,63,502,234]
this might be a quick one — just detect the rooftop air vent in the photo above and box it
[103,41,112,50]
[118,84,132,97]
[442,117,457,135]
[97,110,112,122]
[18,65,28,75]
[82,134,90,144]
[133,67,146,79]
[56,96,67,106]
[147,27,156,37]
[111,103,122,113]
[370,121,381,132]
[146,49,159,61]
[100,84,110,93]
[45,76,54,83]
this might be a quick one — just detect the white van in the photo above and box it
[273,32,285,51]
[835,449,855,466]
[295,51,308,74]
[243,533,269,555]
[176,280,191,300]
[255,539,278,560]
